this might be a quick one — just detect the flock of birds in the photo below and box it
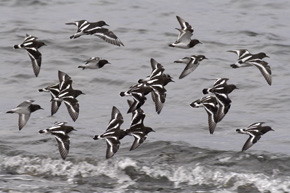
[6,16,274,160]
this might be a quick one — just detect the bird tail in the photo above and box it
[38,88,47,92]
[70,32,82,39]
[6,110,14,113]
[169,44,174,47]
[93,135,100,140]
[39,129,48,134]
[65,22,76,25]
[13,44,22,49]
[230,64,239,68]
[202,88,211,94]
[120,91,126,97]
[78,66,85,70]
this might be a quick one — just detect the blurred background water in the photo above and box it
[0,0,290,192]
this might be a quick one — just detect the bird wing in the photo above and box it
[92,28,124,46]
[18,113,30,130]
[175,30,192,44]
[51,100,62,116]
[176,15,193,32]
[247,59,272,85]
[130,131,146,151]
[179,57,199,79]
[107,106,123,130]
[54,134,70,160]
[26,48,42,77]
[58,71,72,91]
[242,134,260,151]
[213,78,229,87]
[202,102,218,134]
[63,98,79,122]
[228,49,250,59]
[105,136,120,159]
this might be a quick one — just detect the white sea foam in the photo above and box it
[140,163,290,192]
[1,155,137,190]
[2,155,290,192]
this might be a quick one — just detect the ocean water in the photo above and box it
[0,0,290,192]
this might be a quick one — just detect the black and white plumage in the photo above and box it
[121,58,172,114]
[39,71,84,121]
[190,96,219,134]
[169,16,201,49]
[93,106,128,159]
[139,58,173,113]
[236,122,273,151]
[178,55,207,79]
[120,83,152,113]
[66,20,108,38]
[66,20,124,46]
[228,49,272,85]
[39,122,76,160]
[126,100,155,151]
[202,78,237,122]
[127,124,155,151]
[246,59,272,86]
[6,100,43,130]
[127,100,146,127]
[78,57,110,70]
[228,49,269,64]
[13,34,46,77]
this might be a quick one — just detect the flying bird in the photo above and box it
[39,122,76,160]
[169,16,201,49]
[228,49,272,85]
[236,122,273,151]
[66,19,124,46]
[78,57,110,70]
[6,100,43,130]
[93,106,128,159]
[13,34,46,77]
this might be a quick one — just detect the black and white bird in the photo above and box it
[78,57,110,70]
[39,71,84,121]
[202,78,237,122]
[13,34,46,77]
[126,100,155,151]
[6,100,43,130]
[228,49,272,85]
[93,106,128,159]
[120,83,152,113]
[140,58,173,114]
[169,16,201,49]
[228,49,269,65]
[236,122,273,151]
[39,122,76,160]
[178,55,207,79]
[122,58,172,114]
[66,19,124,46]
[190,96,219,134]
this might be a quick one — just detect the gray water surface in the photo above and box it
[0,0,290,192]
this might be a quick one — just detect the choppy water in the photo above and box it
[1,0,290,192]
